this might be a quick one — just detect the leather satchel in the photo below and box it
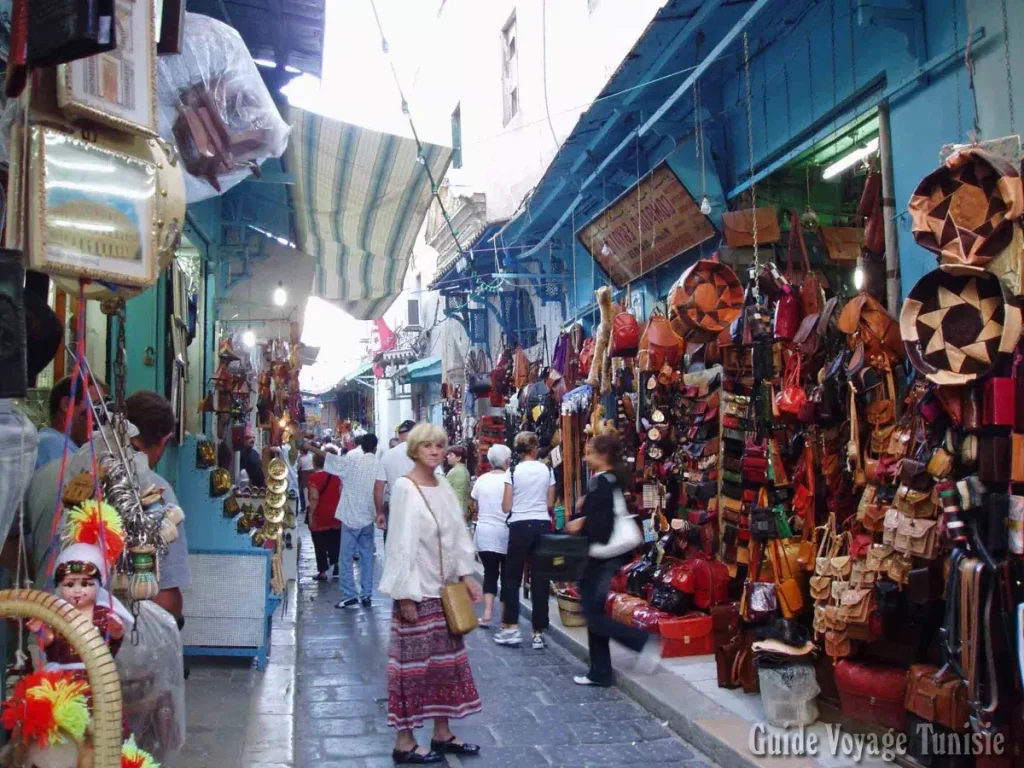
[905,664,970,732]
[819,227,864,265]
[610,309,640,358]
[711,602,740,649]
[770,540,805,618]
[785,210,826,318]
[721,207,781,247]
[834,660,909,730]
[411,480,478,636]
[838,587,873,624]
[894,514,939,560]
[837,292,904,363]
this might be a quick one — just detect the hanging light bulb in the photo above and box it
[700,197,712,215]
[853,257,865,291]
[273,281,287,306]
[242,328,256,347]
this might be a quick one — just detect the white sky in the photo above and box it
[291,0,445,394]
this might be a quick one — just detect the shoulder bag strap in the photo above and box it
[408,478,446,585]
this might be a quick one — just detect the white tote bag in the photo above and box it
[589,483,642,559]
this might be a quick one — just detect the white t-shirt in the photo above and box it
[504,460,555,523]
[378,441,414,493]
[298,453,314,471]
[471,472,510,554]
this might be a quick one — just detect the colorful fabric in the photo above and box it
[308,470,341,531]
[386,599,481,730]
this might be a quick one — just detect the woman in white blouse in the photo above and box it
[379,423,484,765]
[469,443,513,627]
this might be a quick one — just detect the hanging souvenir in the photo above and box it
[0,670,92,768]
[909,147,1024,270]
[900,269,1021,385]
[638,309,684,371]
[667,259,743,342]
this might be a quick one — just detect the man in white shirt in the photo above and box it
[332,433,381,608]
[374,420,415,540]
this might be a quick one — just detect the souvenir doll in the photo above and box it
[28,501,133,670]
[0,670,92,768]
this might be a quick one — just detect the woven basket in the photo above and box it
[556,595,586,627]
[0,589,123,768]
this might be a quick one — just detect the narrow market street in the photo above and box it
[293,532,717,768]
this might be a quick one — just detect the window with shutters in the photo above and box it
[501,12,519,126]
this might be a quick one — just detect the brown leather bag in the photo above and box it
[820,227,865,264]
[905,664,970,732]
[721,207,781,247]
[837,292,904,364]
[785,211,825,318]
[638,310,684,371]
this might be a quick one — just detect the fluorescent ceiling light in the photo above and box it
[822,137,879,180]
[284,65,301,74]
[253,58,276,68]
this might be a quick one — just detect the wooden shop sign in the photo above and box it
[577,162,715,286]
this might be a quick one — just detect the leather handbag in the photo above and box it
[773,285,801,341]
[825,629,852,658]
[894,486,937,519]
[710,602,740,649]
[721,207,781,247]
[610,309,640,358]
[716,630,758,692]
[838,587,873,624]
[894,514,939,560]
[785,211,825,318]
[578,338,596,379]
[638,310,684,371]
[660,613,714,656]
[534,534,590,581]
[674,558,730,610]
[410,480,478,636]
[1012,434,1024,482]
[905,664,970,733]
[740,547,777,622]
[775,354,806,416]
[865,543,894,573]
[770,540,805,618]
[834,660,909,730]
[837,292,904,363]
[983,374,1016,426]
[819,227,864,265]
[650,583,692,616]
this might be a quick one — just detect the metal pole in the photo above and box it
[877,101,900,314]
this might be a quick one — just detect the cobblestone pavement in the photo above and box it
[294,533,718,768]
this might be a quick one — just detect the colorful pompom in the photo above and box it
[1,670,90,748]
[64,499,126,565]
[121,735,161,768]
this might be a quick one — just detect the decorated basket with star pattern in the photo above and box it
[668,259,744,342]
[908,148,1024,271]
[900,268,1022,385]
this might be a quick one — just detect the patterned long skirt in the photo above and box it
[386,598,482,730]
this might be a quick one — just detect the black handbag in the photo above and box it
[650,584,693,616]
[532,534,588,582]
[625,556,657,597]
[749,507,777,541]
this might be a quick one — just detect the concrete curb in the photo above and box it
[520,597,764,768]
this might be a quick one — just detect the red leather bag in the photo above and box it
[983,375,1016,427]
[668,558,729,609]
[834,660,909,730]
[785,211,825,318]
[775,354,806,416]
[610,310,640,358]
[631,603,670,633]
[660,612,714,657]
[579,337,596,379]
[774,285,801,340]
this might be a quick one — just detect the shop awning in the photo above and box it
[287,108,453,321]
[404,356,442,382]
[337,360,374,389]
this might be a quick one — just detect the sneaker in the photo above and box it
[573,675,603,686]
[532,634,547,650]
[493,628,522,646]
[360,597,372,607]
[335,599,359,609]
[633,638,662,675]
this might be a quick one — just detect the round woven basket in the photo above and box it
[556,595,586,628]
[0,589,123,768]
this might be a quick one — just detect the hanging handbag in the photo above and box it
[773,285,801,341]
[819,227,865,265]
[740,544,777,622]
[894,514,939,560]
[785,210,826,318]
[837,292,904,364]
[639,309,684,371]
[610,306,640,358]
[770,539,805,618]
[721,206,781,247]
[410,480,478,636]
[775,354,806,416]
[749,489,777,540]
[578,337,596,379]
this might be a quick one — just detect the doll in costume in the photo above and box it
[0,670,93,768]
[28,501,134,670]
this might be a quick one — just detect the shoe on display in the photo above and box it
[335,598,359,609]
[493,628,522,646]
[532,633,547,650]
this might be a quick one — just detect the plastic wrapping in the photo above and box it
[114,602,186,763]
[757,664,820,727]
[157,12,290,203]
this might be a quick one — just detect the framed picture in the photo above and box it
[19,126,160,287]
[57,0,158,137]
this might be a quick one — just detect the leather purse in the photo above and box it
[905,664,970,733]
[900,459,933,491]
[926,447,953,479]
[411,481,478,636]
[650,583,692,616]
[861,503,887,533]
[837,292,904,363]
[1012,433,1024,482]
[894,485,937,519]
[983,375,1016,426]
[865,543,894,573]
[825,628,853,658]
[834,661,909,730]
[639,310,685,371]
[770,540,805,618]
[906,564,942,604]
[819,227,864,264]
[773,285,801,341]
[610,309,640,358]
[887,552,914,585]
[894,514,939,560]
[838,586,873,624]
[775,354,806,416]
[740,547,777,622]
[784,210,826,318]
[882,507,900,546]
[721,207,781,247]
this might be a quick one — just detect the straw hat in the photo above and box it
[900,268,1022,385]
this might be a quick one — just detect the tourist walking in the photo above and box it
[565,434,656,686]
[375,420,416,536]
[469,444,512,627]
[379,423,482,764]
[306,448,341,580]
[333,433,380,608]
[445,446,470,521]
[495,431,555,650]
[297,443,314,519]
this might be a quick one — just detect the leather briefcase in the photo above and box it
[835,660,908,730]
[905,664,970,732]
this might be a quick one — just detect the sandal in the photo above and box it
[392,748,442,764]
[430,736,481,756]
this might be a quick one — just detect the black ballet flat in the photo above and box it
[430,736,481,756]
[392,748,443,764]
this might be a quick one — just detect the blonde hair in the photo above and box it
[514,431,538,456]
[405,423,448,462]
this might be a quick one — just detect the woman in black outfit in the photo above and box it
[566,434,657,686]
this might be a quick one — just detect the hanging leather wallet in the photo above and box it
[0,250,27,399]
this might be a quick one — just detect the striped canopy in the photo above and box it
[286,108,452,320]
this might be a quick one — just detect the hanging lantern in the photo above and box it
[128,547,159,601]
